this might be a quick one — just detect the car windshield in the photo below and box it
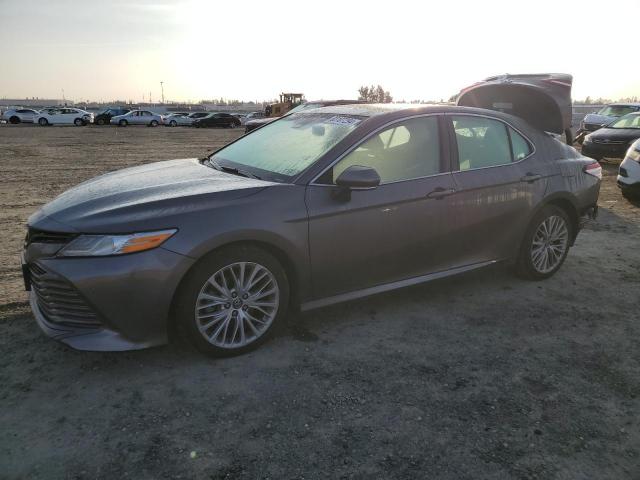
[597,105,638,117]
[608,114,640,129]
[209,112,364,181]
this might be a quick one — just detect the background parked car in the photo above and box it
[240,111,264,125]
[1,108,40,124]
[582,112,640,161]
[575,103,640,143]
[164,112,193,127]
[35,107,93,126]
[94,107,130,126]
[193,112,240,128]
[617,138,640,199]
[111,110,163,127]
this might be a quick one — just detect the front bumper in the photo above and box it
[582,141,629,159]
[23,246,195,351]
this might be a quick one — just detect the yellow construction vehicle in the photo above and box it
[265,92,304,117]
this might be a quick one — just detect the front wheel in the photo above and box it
[516,205,572,280]
[176,246,289,357]
[9,116,20,124]
[38,118,48,126]
[96,118,105,126]
[169,120,177,127]
[119,119,127,126]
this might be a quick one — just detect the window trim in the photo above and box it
[445,113,536,173]
[310,113,450,187]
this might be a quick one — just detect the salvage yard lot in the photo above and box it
[1,124,639,479]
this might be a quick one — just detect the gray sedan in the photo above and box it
[110,109,163,126]
[22,104,601,356]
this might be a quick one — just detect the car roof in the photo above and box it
[607,103,640,107]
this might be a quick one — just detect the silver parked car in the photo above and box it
[164,111,209,127]
[111,109,163,127]
[618,138,640,199]
[575,103,640,143]
[2,107,40,124]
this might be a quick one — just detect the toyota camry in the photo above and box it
[22,101,601,356]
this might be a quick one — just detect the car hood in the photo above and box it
[588,128,640,141]
[583,113,615,126]
[457,73,573,134]
[30,158,274,233]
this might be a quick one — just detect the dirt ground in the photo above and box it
[1,124,639,479]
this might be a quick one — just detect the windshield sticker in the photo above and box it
[324,115,362,126]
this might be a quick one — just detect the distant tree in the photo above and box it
[358,84,392,103]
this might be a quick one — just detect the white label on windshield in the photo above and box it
[325,115,361,126]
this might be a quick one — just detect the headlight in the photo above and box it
[628,148,640,162]
[59,229,177,257]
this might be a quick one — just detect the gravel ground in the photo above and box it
[1,124,639,479]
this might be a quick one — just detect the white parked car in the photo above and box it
[2,108,40,124]
[164,111,209,127]
[110,110,163,126]
[35,107,94,126]
[240,111,265,125]
[618,138,640,199]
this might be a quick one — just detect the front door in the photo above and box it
[306,115,457,300]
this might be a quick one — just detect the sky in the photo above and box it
[1,0,638,103]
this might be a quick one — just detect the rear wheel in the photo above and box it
[9,116,20,124]
[516,205,572,280]
[176,245,289,357]
[119,119,128,126]
[38,118,48,126]
[74,118,83,126]
[96,118,105,126]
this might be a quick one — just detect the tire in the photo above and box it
[169,120,177,127]
[228,122,235,128]
[96,118,105,126]
[74,118,83,126]
[516,205,572,280]
[9,116,20,124]
[38,118,48,126]
[175,245,289,357]
[119,119,127,126]
[150,120,159,127]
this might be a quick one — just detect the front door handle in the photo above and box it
[520,173,543,183]
[426,187,456,200]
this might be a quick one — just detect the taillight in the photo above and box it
[584,162,602,180]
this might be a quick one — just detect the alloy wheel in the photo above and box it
[530,215,569,274]
[195,262,279,349]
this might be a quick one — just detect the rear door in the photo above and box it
[306,115,458,299]
[445,114,545,264]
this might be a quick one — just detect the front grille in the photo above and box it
[620,167,628,178]
[25,228,76,248]
[592,138,625,145]
[29,263,102,328]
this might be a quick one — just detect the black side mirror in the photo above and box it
[335,165,381,189]
[333,165,380,200]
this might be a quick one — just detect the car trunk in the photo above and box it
[457,73,573,135]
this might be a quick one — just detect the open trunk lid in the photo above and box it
[457,73,573,135]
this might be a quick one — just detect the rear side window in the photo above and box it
[509,127,532,160]
[452,116,511,170]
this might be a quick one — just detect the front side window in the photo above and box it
[329,116,441,184]
[452,116,512,170]
[211,112,364,181]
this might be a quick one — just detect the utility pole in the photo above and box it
[160,81,165,103]
[149,91,152,104]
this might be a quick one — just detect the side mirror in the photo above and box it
[333,165,380,201]
[335,165,381,189]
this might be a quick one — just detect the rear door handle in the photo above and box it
[520,173,542,183]
[426,187,456,199]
